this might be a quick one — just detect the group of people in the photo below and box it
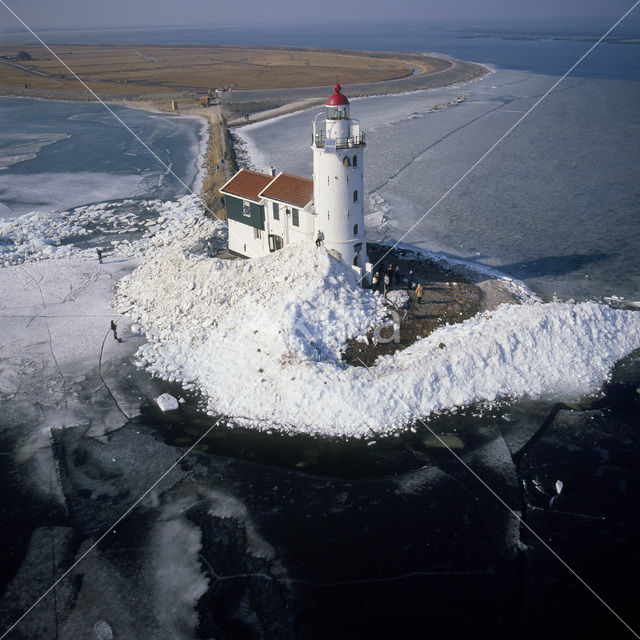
[371,263,416,293]
[371,263,425,318]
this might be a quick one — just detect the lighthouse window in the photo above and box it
[343,156,351,167]
[327,106,348,120]
[272,202,279,220]
[353,224,358,236]
[292,208,299,227]
[353,190,358,202]
[352,155,357,167]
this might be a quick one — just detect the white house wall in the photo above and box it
[264,199,315,247]
[228,219,267,258]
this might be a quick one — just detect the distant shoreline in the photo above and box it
[0,45,489,215]
[220,56,489,125]
[211,54,488,211]
[105,51,488,217]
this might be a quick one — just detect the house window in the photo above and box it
[353,190,358,202]
[272,202,279,220]
[242,200,251,217]
[292,208,299,227]
[353,155,358,167]
[353,224,358,236]
[343,156,351,167]
[254,227,262,239]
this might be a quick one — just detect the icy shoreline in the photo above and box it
[114,223,640,437]
[2,89,639,439]
[2,184,639,438]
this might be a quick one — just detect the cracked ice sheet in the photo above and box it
[0,195,226,499]
[0,256,147,492]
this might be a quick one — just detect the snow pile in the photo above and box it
[0,195,226,266]
[111,196,227,259]
[0,199,152,265]
[115,237,640,436]
[0,209,89,265]
[115,242,388,366]
[386,289,409,307]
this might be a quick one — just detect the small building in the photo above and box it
[220,168,314,258]
[220,83,371,282]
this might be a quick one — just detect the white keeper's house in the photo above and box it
[220,83,372,283]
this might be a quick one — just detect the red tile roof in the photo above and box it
[220,169,273,203]
[259,173,313,208]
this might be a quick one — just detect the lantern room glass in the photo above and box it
[326,105,349,120]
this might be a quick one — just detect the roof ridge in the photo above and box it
[258,172,314,208]
[277,172,313,182]
[240,167,272,177]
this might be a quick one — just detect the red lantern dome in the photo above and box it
[326,83,349,106]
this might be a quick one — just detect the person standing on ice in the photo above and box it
[407,269,414,290]
[416,283,424,305]
[394,266,402,285]
[315,230,324,247]
[110,320,122,343]
[96,248,103,264]
[383,273,390,295]
[371,272,379,290]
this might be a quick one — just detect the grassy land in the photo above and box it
[0,44,434,98]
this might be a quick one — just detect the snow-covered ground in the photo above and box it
[113,211,640,436]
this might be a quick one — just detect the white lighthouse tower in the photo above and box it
[312,83,370,279]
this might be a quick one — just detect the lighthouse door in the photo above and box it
[353,242,363,266]
[268,234,283,253]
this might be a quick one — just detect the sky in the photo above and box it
[1,0,637,30]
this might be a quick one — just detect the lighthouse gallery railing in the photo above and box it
[312,132,366,149]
